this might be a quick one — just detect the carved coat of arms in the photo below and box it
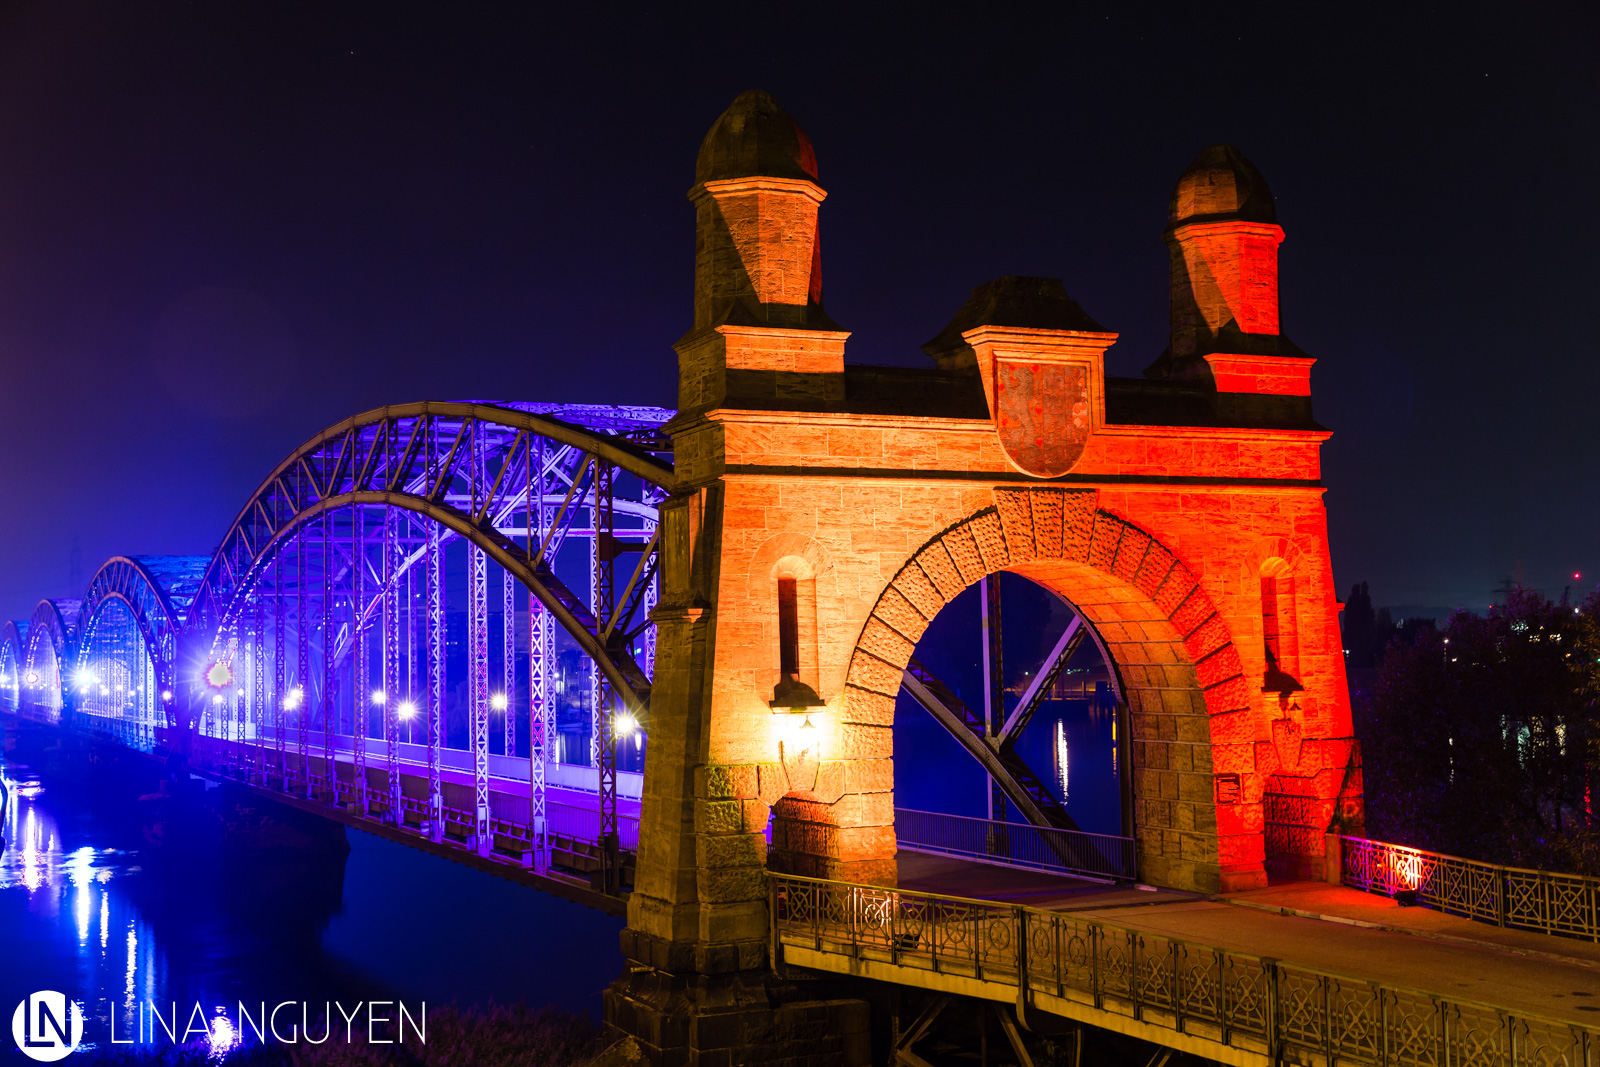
[994,359,1092,478]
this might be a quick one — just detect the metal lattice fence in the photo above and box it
[770,872,1600,1066]
[1341,835,1600,942]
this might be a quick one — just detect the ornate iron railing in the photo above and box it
[770,872,1600,1066]
[1341,836,1600,942]
[895,807,1136,881]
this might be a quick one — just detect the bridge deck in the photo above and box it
[894,851,1600,1028]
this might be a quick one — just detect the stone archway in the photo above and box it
[843,487,1264,893]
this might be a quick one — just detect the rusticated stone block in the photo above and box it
[697,831,765,870]
[873,586,931,643]
[1169,590,1215,638]
[941,522,986,585]
[846,649,902,696]
[891,563,945,620]
[1133,541,1177,598]
[1088,511,1125,571]
[856,616,914,667]
[968,507,1009,571]
[1112,526,1151,582]
[844,758,894,794]
[695,865,769,905]
[1061,491,1097,561]
[1194,645,1244,689]
[812,761,846,803]
[696,799,743,835]
[993,489,1035,559]
[1203,675,1253,715]
[1030,491,1065,557]
[1153,562,1200,615]
[914,542,965,599]
[699,763,760,800]
[1183,615,1232,663]
[838,723,892,760]
[840,685,896,725]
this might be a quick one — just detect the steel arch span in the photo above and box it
[20,599,79,724]
[172,400,674,883]
[73,555,208,743]
[0,620,27,715]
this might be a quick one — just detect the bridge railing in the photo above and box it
[1341,835,1600,942]
[770,872,1599,1066]
[894,807,1136,882]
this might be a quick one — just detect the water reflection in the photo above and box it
[1,726,623,1059]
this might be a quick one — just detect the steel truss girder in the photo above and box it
[212,490,654,715]
[74,557,205,725]
[901,657,1081,834]
[190,402,675,638]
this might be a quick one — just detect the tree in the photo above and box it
[1363,587,1600,872]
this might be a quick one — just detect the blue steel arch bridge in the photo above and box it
[1,401,678,897]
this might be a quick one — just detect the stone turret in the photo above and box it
[1147,145,1312,395]
[676,91,847,421]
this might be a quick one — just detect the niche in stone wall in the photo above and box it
[771,553,823,708]
[1260,555,1303,692]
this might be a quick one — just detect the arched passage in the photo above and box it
[844,487,1265,893]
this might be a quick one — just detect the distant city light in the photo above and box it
[490,692,508,711]
[397,700,417,720]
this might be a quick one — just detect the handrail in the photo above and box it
[770,871,1600,1066]
[1341,834,1600,942]
[895,807,1135,881]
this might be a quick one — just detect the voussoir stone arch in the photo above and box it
[845,485,1265,893]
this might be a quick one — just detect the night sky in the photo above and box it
[0,3,1593,623]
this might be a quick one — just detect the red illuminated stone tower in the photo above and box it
[607,94,1362,1066]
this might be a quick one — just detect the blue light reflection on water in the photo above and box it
[0,746,623,1061]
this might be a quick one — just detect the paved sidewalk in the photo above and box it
[1217,880,1600,970]
[1074,893,1600,1026]
[895,854,1600,1026]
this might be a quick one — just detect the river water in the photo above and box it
[0,726,623,1061]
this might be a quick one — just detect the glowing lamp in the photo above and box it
[397,700,417,720]
[490,692,508,711]
[284,687,304,711]
[99,686,110,697]
[371,689,385,705]
[74,668,96,690]
[160,690,173,701]
[614,712,638,738]
[24,670,38,686]
[204,660,235,689]
[212,693,225,705]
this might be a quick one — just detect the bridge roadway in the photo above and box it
[776,853,1600,1066]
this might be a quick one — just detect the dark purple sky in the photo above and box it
[0,3,1593,622]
